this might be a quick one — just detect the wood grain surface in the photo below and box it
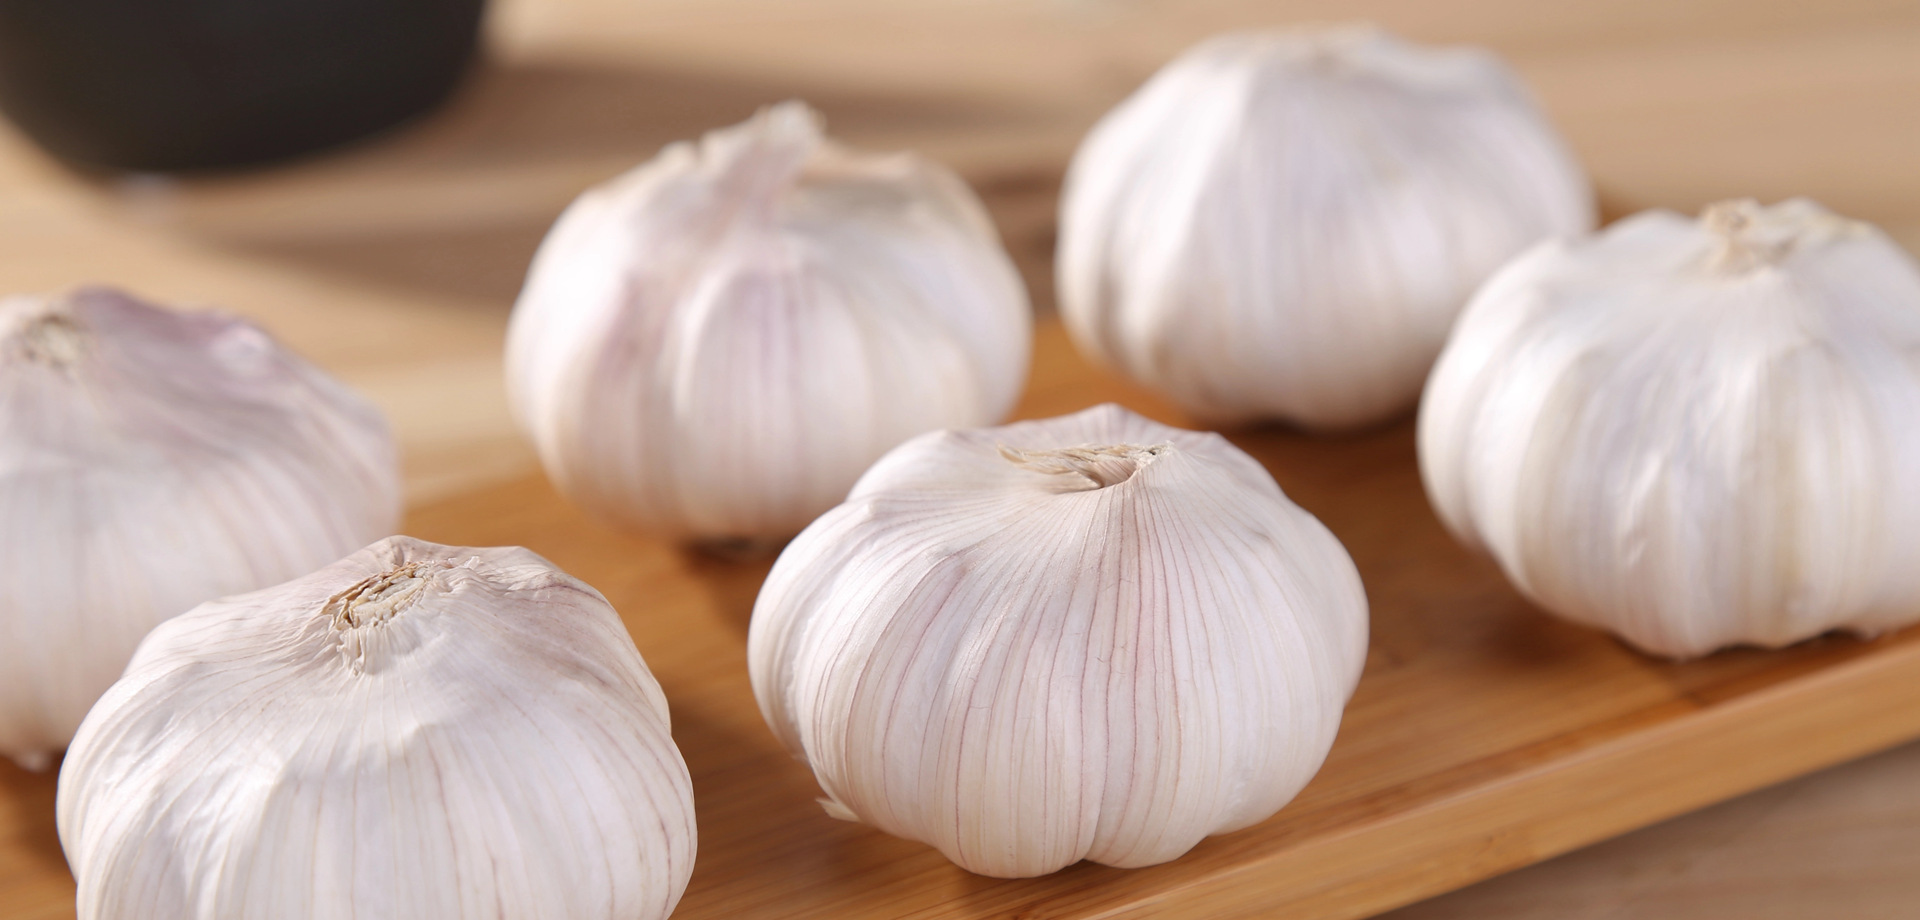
[1381,738,1920,920]
[2,1,1918,917]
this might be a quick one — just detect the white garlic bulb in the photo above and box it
[507,101,1032,542]
[749,403,1368,877]
[0,286,400,770]
[58,536,696,920]
[1057,25,1593,429]
[1420,198,1920,658]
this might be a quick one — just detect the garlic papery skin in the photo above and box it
[1057,25,1593,429]
[507,101,1032,542]
[57,536,696,920]
[0,286,399,770]
[1419,198,1920,659]
[748,403,1368,877]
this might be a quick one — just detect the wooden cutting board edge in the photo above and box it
[1099,631,1920,919]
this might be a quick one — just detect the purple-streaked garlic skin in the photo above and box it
[750,404,1368,877]
[0,286,399,769]
[1420,199,1920,658]
[508,101,1032,543]
[1058,25,1592,429]
[59,536,696,920]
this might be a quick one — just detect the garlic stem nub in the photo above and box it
[5,303,87,365]
[1703,198,1790,272]
[1701,197,1864,274]
[326,560,440,629]
[998,442,1169,490]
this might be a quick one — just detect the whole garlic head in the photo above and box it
[58,536,696,920]
[1058,25,1593,429]
[0,286,400,769]
[1420,199,1920,658]
[749,404,1368,877]
[508,101,1032,542]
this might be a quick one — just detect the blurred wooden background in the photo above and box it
[0,0,1916,916]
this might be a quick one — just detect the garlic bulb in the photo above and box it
[507,101,1032,542]
[1420,198,1920,658]
[1057,26,1593,429]
[749,403,1368,877]
[58,536,696,920]
[0,286,399,770]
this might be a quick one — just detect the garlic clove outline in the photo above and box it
[1058,25,1593,429]
[57,535,697,920]
[1419,198,1920,657]
[749,403,1368,877]
[507,101,1033,543]
[0,286,400,768]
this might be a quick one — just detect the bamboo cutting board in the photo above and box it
[17,323,1919,920]
[402,325,1920,920]
[3,1,1920,917]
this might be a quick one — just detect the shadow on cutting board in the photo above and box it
[0,756,69,881]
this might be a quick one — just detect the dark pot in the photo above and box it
[0,0,486,172]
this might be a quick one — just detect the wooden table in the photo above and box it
[3,1,1919,917]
